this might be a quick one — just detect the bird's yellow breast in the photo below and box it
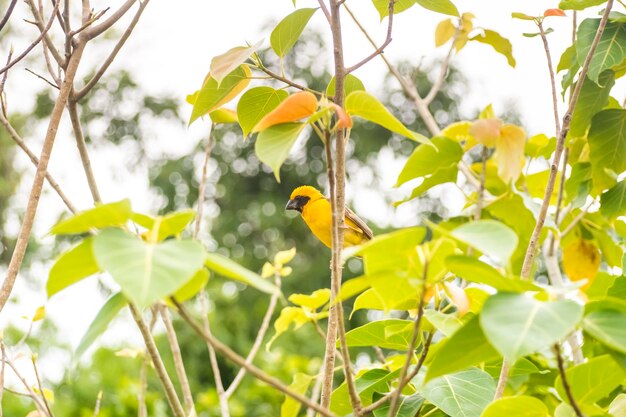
[301,198,369,248]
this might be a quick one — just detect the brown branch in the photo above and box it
[520,0,614,280]
[67,100,102,203]
[0,110,77,214]
[85,0,136,39]
[69,7,109,37]
[423,24,458,105]
[3,349,50,416]
[172,299,339,417]
[194,124,214,239]
[159,305,196,416]
[73,0,150,101]
[0,0,63,75]
[199,290,230,417]
[128,303,186,417]
[317,0,332,25]
[345,0,394,74]
[361,332,434,414]
[493,359,510,400]
[0,343,5,417]
[555,344,586,417]
[225,275,281,397]
[25,67,59,89]
[31,356,54,417]
[0,0,17,33]
[0,39,87,313]
[538,21,561,136]
[257,65,320,95]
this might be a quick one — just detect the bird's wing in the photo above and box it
[345,206,373,240]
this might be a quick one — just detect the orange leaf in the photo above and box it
[495,124,526,183]
[544,8,566,17]
[469,119,502,147]
[443,282,470,316]
[563,238,600,289]
[252,91,318,133]
[330,103,353,129]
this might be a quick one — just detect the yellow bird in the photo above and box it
[286,185,373,248]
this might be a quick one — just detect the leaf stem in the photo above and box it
[554,344,586,417]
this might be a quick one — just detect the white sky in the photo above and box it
[2,0,625,384]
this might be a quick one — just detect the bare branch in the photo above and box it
[0,0,17,34]
[494,359,510,400]
[0,110,78,214]
[74,0,149,101]
[317,0,332,25]
[520,0,614,280]
[69,7,110,37]
[25,67,59,89]
[555,344,586,417]
[173,299,339,417]
[0,0,63,75]
[257,64,320,96]
[538,21,561,136]
[86,0,136,39]
[423,25,458,105]
[194,124,214,239]
[2,348,50,416]
[0,342,5,417]
[128,303,186,417]
[67,100,102,202]
[31,355,54,417]
[225,275,281,397]
[159,305,196,417]
[345,0,394,74]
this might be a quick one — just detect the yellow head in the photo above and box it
[286,185,324,213]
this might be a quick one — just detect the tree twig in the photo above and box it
[172,298,339,417]
[423,24,458,105]
[73,0,150,101]
[538,21,561,136]
[2,349,50,416]
[159,304,196,416]
[345,0,394,74]
[317,0,331,25]
[128,303,186,417]
[0,0,17,33]
[0,342,6,417]
[67,100,102,203]
[85,0,136,39]
[31,355,54,417]
[554,344,586,417]
[25,67,59,89]
[194,124,214,239]
[92,391,103,417]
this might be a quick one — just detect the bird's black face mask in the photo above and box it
[285,195,310,213]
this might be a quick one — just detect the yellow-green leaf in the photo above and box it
[270,8,317,57]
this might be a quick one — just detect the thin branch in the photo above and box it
[520,1,614,280]
[137,351,148,417]
[172,299,339,417]
[128,303,186,417]
[225,275,281,397]
[0,110,78,214]
[0,343,5,417]
[0,0,17,33]
[560,200,594,238]
[0,39,87,313]
[538,21,561,136]
[67,100,102,203]
[554,344,586,417]
[256,64,320,95]
[73,0,150,101]
[159,305,196,416]
[25,67,59,89]
[388,262,428,417]
[423,25,458,105]
[85,0,136,39]
[69,7,109,37]
[493,359,510,400]
[345,0,394,74]
[0,0,63,75]
[361,332,433,414]
[31,356,54,417]
[306,369,324,417]
[198,290,230,417]
[194,124,214,239]
[0,49,13,101]
[3,350,50,416]
[92,391,103,417]
[475,146,487,220]
[317,0,331,25]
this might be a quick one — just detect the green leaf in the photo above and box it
[569,72,615,137]
[48,238,100,298]
[205,252,280,295]
[555,355,625,405]
[588,109,626,190]
[255,122,306,182]
[373,394,424,417]
[352,227,427,274]
[189,65,250,124]
[470,29,516,67]
[446,256,541,292]
[600,180,626,219]
[482,396,549,417]
[480,293,583,361]
[423,309,462,336]
[576,19,626,85]
[559,0,607,10]
[396,137,463,186]
[281,373,314,417]
[237,86,288,138]
[450,220,518,265]
[564,162,593,208]
[93,229,206,308]
[421,368,496,417]
[270,8,317,57]
[415,0,459,17]
[210,40,262,84]
[326,74,365,98]
[50,200,131,235]
[173,268,209,302]
[512,12,537,21]
[525,134,556,159]
[132,209,196,241]
[557,45,577,73]
[372,0,416,19]
[344,319,414,350]
[75,293,127,359]
[396,164,458,206]
[345,91,426,143]
[289,289,330,310]
[583,309,626,353]
[425,315,500,382]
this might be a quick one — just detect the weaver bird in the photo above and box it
[286,185,373,248]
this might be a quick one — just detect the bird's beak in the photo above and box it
[285,199,299,211]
